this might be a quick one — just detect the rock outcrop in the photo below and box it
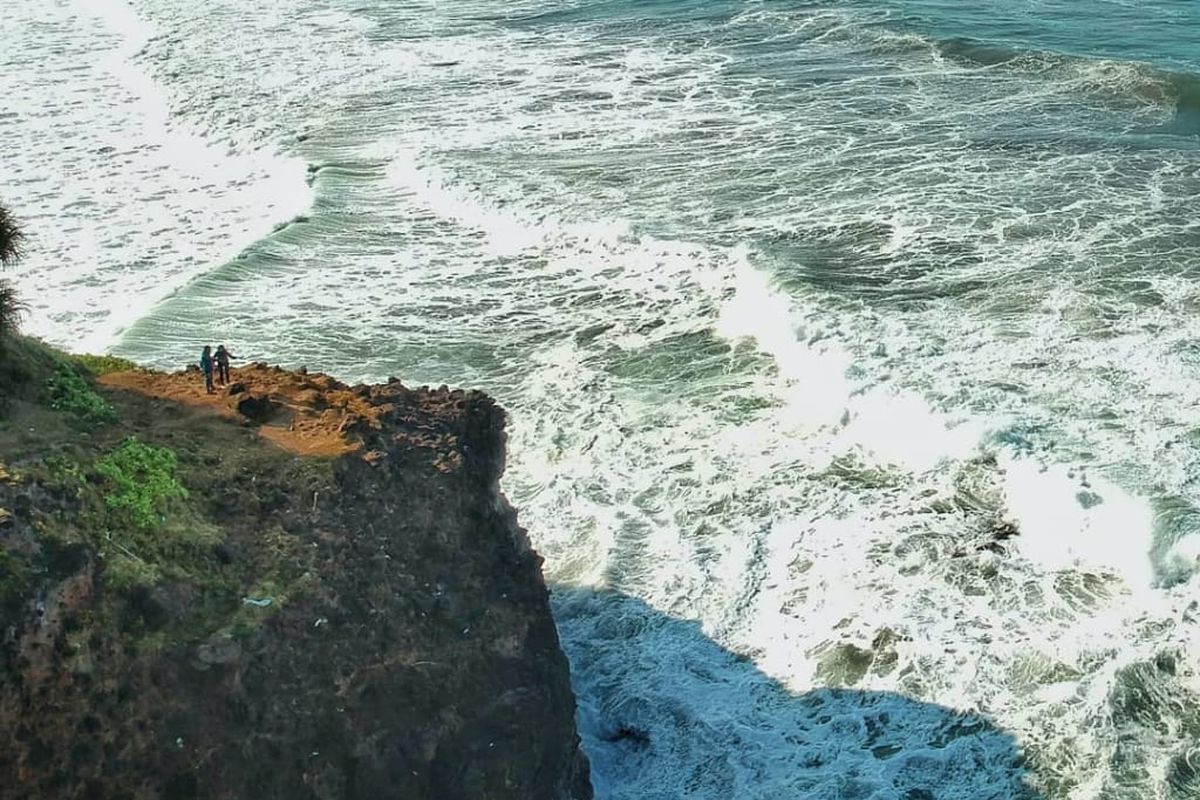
[0,361,591,800]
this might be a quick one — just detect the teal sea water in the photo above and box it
[4,0,1200,797]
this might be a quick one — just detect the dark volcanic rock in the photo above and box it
[0,380,592,800]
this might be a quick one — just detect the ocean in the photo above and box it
[4,0,1200,796]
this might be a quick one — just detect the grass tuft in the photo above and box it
[75,353,140,376]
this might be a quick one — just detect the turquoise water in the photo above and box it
[885,0,1200,72]
[4,0,1200,797]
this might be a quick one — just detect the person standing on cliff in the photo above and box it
[215,344,237,385]
[200,345,215,394]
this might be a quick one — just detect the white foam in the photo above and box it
[2,0,311,351]
[8,0,1200,795]
[1165,535,1200,581]
[1000,453,1155,591]
[717,254,986,472]
[385,151,550,257]
[716,250,854,428]
[836,387,985,473]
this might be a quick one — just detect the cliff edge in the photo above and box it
[0,343,592,800]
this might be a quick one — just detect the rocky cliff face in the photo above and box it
[0,358,592,800]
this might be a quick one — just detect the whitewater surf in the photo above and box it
[4,0,1200,796]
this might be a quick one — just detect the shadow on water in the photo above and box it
[551,586,1044,800]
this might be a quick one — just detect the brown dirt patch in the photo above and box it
[99,364,381,457]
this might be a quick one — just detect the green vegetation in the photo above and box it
[0,281,23,342]
[0,328,64,397]
[0,203,22,266]
[46,363,117,427]
[2,338,139,410]
[97,437,188,530]
[0,202,24,348]
[79,437,219,593]
[25,437,208,592]
[74,353,139,376]
[1,333,336,648]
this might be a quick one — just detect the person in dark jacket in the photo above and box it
[199,345,215,394]
[215,344,237,385]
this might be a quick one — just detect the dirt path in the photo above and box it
[98,364,380,457]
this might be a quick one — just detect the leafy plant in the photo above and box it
[46,364,117,427]
[97,438,188,530]
[0,281,24,342]
[0,203,22,267]
[0,203,25,346]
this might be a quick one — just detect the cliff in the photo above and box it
[0,340,592,800]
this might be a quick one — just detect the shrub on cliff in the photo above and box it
[0,202,25,343]
[98,438,189,531]
[46,363,117,427]
[94,438,211,588]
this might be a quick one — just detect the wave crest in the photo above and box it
[929,35,1200,132]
